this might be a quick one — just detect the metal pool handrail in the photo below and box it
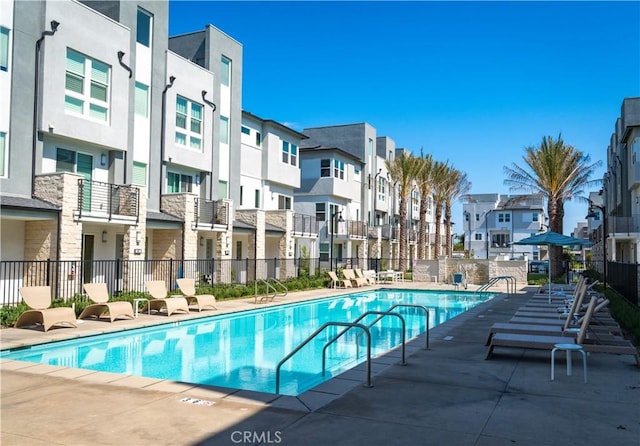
[323,311,407,374]
[275,322,372,395]
[476,276,516,296]
[385,303,430,349]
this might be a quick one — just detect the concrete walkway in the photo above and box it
[1,283,639,445]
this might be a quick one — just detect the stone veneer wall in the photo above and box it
[236,209,266,280]
[34,173,83,296]
[265,210,295,279]
[34,173,82,262]
[414,259,527,285]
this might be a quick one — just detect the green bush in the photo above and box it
[603,286,640,346]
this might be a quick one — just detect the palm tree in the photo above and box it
[443,168,471,257]
[430,160,450,259]
[504,134,601,279]
[417,152,435,259]
[386,153,423,272]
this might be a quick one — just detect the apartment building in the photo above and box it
[1,1,174,293]
[296,123,439,270]
[0,0,250,297]
[237,111,314,278]
[462,193,546,260]
[590,97,640,265]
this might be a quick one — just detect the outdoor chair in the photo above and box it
[14,286,78,332]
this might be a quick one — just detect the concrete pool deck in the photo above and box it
[1,282,639,445]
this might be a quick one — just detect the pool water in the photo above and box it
[1,289,492,396]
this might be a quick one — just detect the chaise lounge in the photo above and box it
[328,271,352,289]
[143,281,190,316]
[15,286,78,332]
[79,283,135,322]
[176,278,217,312]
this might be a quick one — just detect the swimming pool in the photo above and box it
[2,289,493,396]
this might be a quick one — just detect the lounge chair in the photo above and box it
[79,283,135,322]
[176,278,217,312]
[363,270,378,284]
[486,297,640,367]
[328,271,352,289]
[14,286,78,332]
[143,281,190,316]
[452,272,467,290]
[355,268,376,285]
[343,269,366,287]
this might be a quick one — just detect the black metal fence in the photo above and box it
[607,261,639,307]
[586,260,639,307]
[0,256,411,306]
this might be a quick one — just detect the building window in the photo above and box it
[320,159,331,177]
[532,213,539,222]
[281,141,298,166]
[497,213,511,223]
[378,177,386,202]
[475,233,482,241]
[134,82,149,117]
[241,126,250,135]
[218,180,228,199]
[254,189,260,208]
[0,27,9,71]
[56,148,76,173]
[132,161,147,186]
[0,132,6,176]
[167,172,192,193]
[219,116,229,144]
[278,195,292,210]
[239,186,243,205]
[65,49,110,122]
[136,8,152,47]
[221,56,231,87]
[175,96,203,149]
[256,131,261,146]
[319,243,329,261]
[333,159,344,179]
[316,203,326,222]
[492,233,510,247]
[465,213,469,222]
[475,213,480,221]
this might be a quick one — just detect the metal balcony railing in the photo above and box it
[347,220,367,239]
[77,179,139,222]
[194,199,229,227]
[293,213,319,235]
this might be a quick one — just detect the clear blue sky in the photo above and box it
[169,1,640,235]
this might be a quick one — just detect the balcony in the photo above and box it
[76,179,139,222]
[380,224,400,241]
[326,219,368,240]
[292,213,319,236]
[194,199,229,229]
[346,220,367,239]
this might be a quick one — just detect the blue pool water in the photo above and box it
[2,289,492,396]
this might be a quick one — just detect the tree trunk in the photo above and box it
[547,197,565,280]
[418,195,428,259]
[434,203,442,259]
[399,196,407,272]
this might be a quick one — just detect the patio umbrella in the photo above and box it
[515,231,592,302]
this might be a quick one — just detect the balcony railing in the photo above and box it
[380,224,400,241]
[346,220,367,239]
[77,179,139,222]
[194,199,229,227]
[293,213,319,236]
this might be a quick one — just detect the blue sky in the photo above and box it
[169,1,640,235]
